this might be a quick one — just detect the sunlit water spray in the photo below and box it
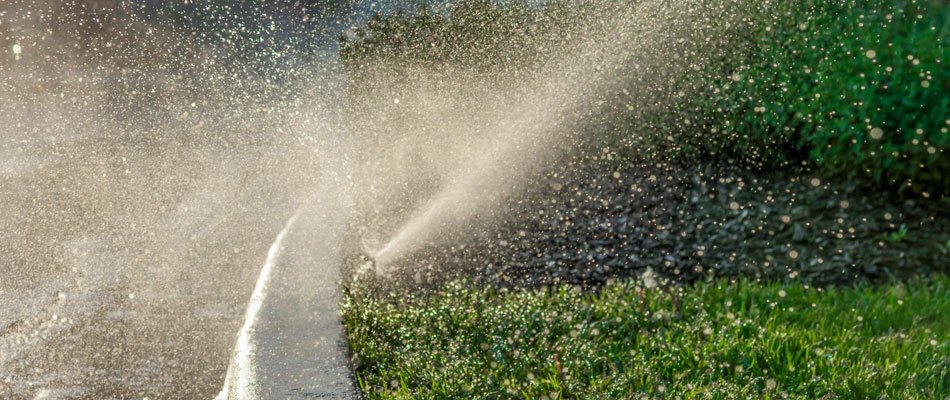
[368,0,730,269]
[0,1,360,396]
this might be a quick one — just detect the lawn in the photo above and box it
[342,275,949,399]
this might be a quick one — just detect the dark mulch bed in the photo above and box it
[348,160,949,292]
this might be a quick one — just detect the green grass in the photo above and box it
[342,275,950,399]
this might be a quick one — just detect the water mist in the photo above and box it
[362,0,740,271]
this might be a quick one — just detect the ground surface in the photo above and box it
[0,77,353,398]
[380,161,950,291]
[222,198,356,399]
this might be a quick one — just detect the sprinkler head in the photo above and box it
[359,242,377,268]
[358,238,391,276]
[364,253,377,270]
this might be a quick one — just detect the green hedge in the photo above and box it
[340,0,591,74]
[339,0,949,196]
[693,0,948,195]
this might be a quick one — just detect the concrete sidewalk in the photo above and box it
[217,188,356,399]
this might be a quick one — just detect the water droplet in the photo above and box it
[869,127,883,140]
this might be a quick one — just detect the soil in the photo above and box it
[346,160,950,293]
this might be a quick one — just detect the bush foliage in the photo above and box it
[340,0,584,72]
[339,0,948,196]
[693,0,948,195]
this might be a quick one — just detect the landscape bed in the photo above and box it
[337,1,949,398]
[343,276,949,399]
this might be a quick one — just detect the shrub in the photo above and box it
[339,0,590,77]
[339,0,949,196]
[695,0,948,195]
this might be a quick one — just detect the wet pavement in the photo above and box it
[0,78,354,399]
[217,196,355,399]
